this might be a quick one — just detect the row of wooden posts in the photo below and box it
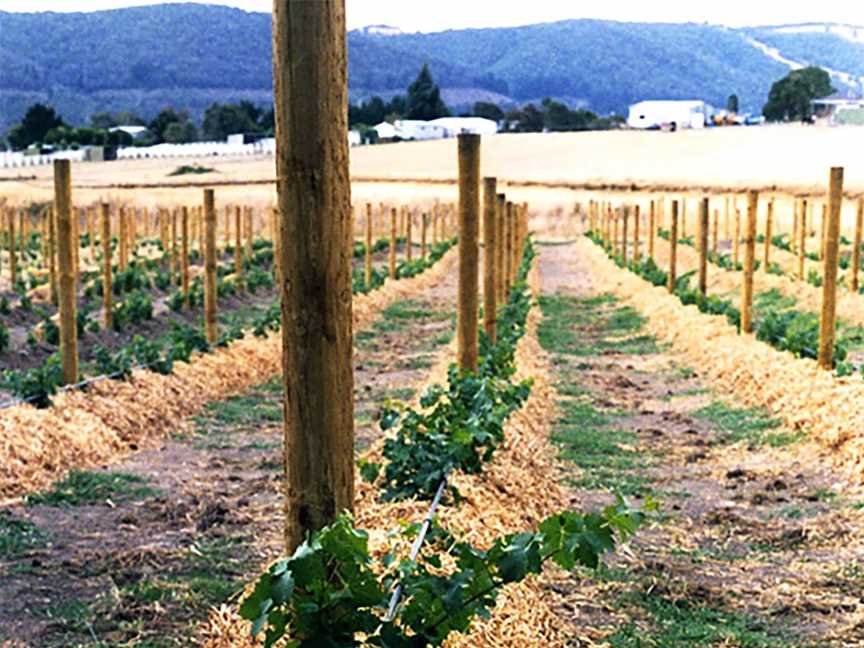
[591,167,848,371]
[589,191,864,288]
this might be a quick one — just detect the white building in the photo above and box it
[348,129,362,146]
[109,125,151,140]
[431,117,498,137]
[627,100,706,130]
[373,120,447,141]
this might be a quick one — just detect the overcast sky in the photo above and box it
[0,0,861,30]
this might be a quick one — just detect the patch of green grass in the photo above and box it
[693,401,798,447]
[807,487,837,502]
[381,299,444,321]
[553,398,653,497]
[26,470,156,507]
[538,293,658,356]
[383,386,415,402]
[0,511,47,557]
[397,354,434,370]
[672,386,711,398]
[168,164,215,177]
[355,329,378,350]
[608,590,797,647]
[194,391,282,431]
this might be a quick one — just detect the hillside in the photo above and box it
[1,4,863,134]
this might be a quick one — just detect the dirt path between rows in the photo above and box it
[535,241,864,647]
[0,261,458,647]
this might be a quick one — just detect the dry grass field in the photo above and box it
[3,124,863,209]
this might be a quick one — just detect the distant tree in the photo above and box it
[349,96,388,126]
[91,110,146,129]
[541,98,597,131]
[763,67,834,122]
[726,94,739,114]
[149,108,188,143]
[258,107,275,134]
[7,103,65,150]
[386,94,407,117]
[405,64,450,120]
[163,120,198,143]
[472,101,504,122]
[202,102,260,141]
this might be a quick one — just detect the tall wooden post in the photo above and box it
[54,161,78,385]
[388,207,397,279]
[483,177,497,344]
[87,206,96,263]
[798,199,808,280]
[203,190,218,345]
[732,206,741,266]
[245,206,254,257]
[712,208,719,254]
[170,208,178,285]
[421,212,428,259]
[818,168,843,370]
[667,200,678,293]
[234,205,243,288]
[495,194,506,303]
[364,203,373,288]
[792,199,800,253]
[852,198,864,293]
[621,206,630,265]
[698,197,709,297]
[406,210,413,262]
[724,196,730,240]
[504,201,514,295]
[48,207,58,305]
[273,0,354,551]
[457,134,480,372]
[633,204,641,262]
[680,197,687,239]
[181,206,190,309]
[118,207,128,272]
[763,198,774,268]
[741,191,758,333]
[820,203,827,261]
[648,199,656,259]
[101,204,113,330]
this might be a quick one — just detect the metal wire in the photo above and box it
[384,476,448,622]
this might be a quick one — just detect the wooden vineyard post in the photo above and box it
[792,199,800,253]
[853,198,864,293]
[733,206,741,266]
[87,206,96,263]
[633,204,640,262]
[246,206,254,258]
[504,201,514,295]
[648,200,656,259]
[170,208,178,285]
[272,0,354,551]
[820,204,827,261]
[724,196,730,240]
[818,168,843,370]
[7,208,16,287]
[621,206,629,265]
[457,133,480,372]
[48,206,58,305]
[118,207,128,272]
[667,200,678,293]
[764,198,774,268]
[271,207,282,287]
[483,177,497,344]
[54,160,78,385]
[421,212,428,259]
[698,197,709,297]
[203,190,218,345]
[364,203,373,288]
[613,209,621,258]
[101,203,113,329]
[234,206,243,289]
[496,194,506,304]
[712,209,719,254]
[389,207,397,279]
[406,210,413,262]
[798,199,808,280]
[181,206,190,309]
[72,208,80,287]
[680,197,687,239]
[741,191,758,334]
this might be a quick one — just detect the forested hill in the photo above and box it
[1,4,863,132]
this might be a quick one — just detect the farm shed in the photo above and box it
[627,100,706,130]
[431,116,499,137]
[108,125,151,140]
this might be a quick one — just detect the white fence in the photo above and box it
[0,138,276,169]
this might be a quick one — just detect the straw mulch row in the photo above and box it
[200,266,583,647]
[0,248,459,499]
[580,237,864,481]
